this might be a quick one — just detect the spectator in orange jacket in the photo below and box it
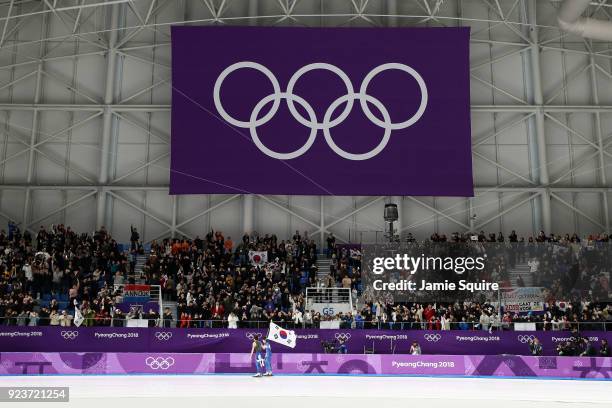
[224,236,233,253]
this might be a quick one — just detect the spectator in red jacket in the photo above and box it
[212,302,225,318]
[423,304,436,322]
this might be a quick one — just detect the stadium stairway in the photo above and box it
[128,251,149,284]
[507,263,534,287]
[164,300,178,324]
[316,257,332,280]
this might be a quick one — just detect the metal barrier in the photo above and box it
[2,317,611,331]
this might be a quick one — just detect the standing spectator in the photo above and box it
[59,311,72,326]
[212,301,225,319]
[479,312,490,331]
[113,309,125,327]
[145,308,159,327]
[49,310,60,326]
[163,307,174,328]
[326,233,336,258]
[7,220,16,241]
[130,225,140,250]
[28,311,39,326]
[292,309,303,328]
[22,261,33,291]
[224,236,233,254]
[528,257,540,275]
[228,311,239,329]
[342,275,352,289]
[68,281,79,306]
[303,310,313,328]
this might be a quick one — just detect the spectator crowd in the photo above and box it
[0,223,610,335]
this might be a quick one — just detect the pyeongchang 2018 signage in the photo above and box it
[170,26,473,196]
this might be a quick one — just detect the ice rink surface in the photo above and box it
[2,374,612,408]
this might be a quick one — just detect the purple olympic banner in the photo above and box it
[1,353,611,379]
[1,327,611,356]
[170,26,473,196]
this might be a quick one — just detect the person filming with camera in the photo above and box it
[529,337,543,356]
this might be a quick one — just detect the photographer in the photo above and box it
[529,337,543,356]
[337,338,348,354]
[580,338,597,357]
[600,339,610,357]
[410,341,422,355]
[556,341,576,356]
[321,339,337,354]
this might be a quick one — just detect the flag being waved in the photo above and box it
[267,322,297,348]
[74,300,84,327]
[248,250,268,265]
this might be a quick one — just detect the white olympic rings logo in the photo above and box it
[145,356,175,370]
[155,332,173,341]
[334,333,351,342]
[213,61,428,161]
[246,332,264,340]
[517,335,536,344]
[423,334,441,342]
[61,331,78,340]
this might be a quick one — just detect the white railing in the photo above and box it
[112,284,163,327]
[305,287,353,319]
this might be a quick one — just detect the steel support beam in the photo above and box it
[242,194,254,235]
[249,0,258,26]
[403,196,470,231]
[26,190,97,229]
[551,192,606,230]
[389,196,402,238]
[468,197,475,231]
[472,192,541,232]
[239,0,259,235]
[175,194,240,230]
[171,195,177,238]
[3,104,612,113]
[312,197,385,235]
[3,184,612,194]
[589,53,610,232]
[96,2,121,229]
[319,196,325,249]
[385,0,398,27]
[526,0,552,233]
[256,194,319,229]
[21,10,48,230]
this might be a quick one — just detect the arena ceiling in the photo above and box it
[0,0,611,243]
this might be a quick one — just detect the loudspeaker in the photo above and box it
[384,203,398,222]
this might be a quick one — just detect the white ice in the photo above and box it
[2,374,611,408]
